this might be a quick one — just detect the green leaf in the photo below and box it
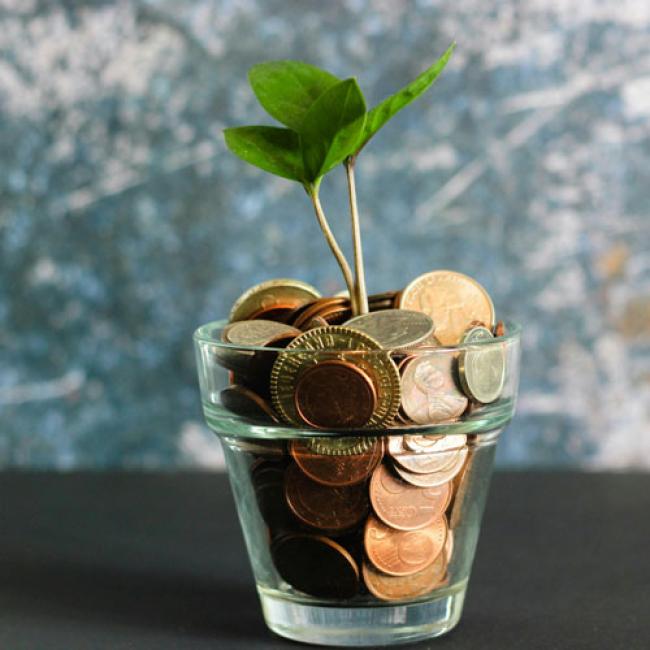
[300,78,367,182]
[248,61,340,131]
[354,43,455,154]
[223,126,304,181]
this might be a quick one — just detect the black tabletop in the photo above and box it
[1,471,648,650]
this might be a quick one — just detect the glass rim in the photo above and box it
[193,318,522,354]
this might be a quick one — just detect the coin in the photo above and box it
[364,513,447,577]
[362,550,447,601]
[284,463,368,533]
[494,320,505,338]
[294,360,377,429]
[301,315,329,331]
[401,434,467,454]
[458,326,505,404]
[271,326,401,428]
[388,434,466,474]
[271,533,359,599]
[220,385,280,422]
[399,270,495,345]
[369,463,451,531]
[393,448,468,488]
[229,278,321,323]
[290,438,383,487]
[306,436,375,456]
[450,446,475,530]
[252,463,293,532]
[345,309,434,349]
[400,354,468,424]
[292,297,350,330]
[222,319,302,348]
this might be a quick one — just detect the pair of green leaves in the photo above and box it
[224,43,455,187]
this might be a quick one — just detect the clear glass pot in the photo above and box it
[194,320,521,647]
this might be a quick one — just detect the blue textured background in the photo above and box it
[1,1,649,469]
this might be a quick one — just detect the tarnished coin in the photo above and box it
[229,278,321,323]
[458,326,505,404]
[294,360,377,429]
[271,326,401,428]
[399,270,495,345]
[370,463,451,531]
[290,438,383,487]
[393,447,468,488]
[345,309,434,349]
[220,385,280,422]
[307,436,375,456]
[222,319,302,348]
[388,434,466,474]
[284,463,368,533]
[364,514,447,577]
[400,354,468,424]
[292,297,350,330]
[271,533,359,599]
[252,463,293,532]
[362,550,447,601]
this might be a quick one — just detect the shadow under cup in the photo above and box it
[194,320,521,647]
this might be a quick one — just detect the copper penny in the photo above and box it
[364,513,447,577]
[271,533,359,599]
[294,359,377,429]
[284,463,368,533]
[494,320,505,338]
[362,550,447,601]
[400,354,468,424]
[290,438,383,487]
[370,464,451,531]
[292,297,350,330]
[301,315,329,331]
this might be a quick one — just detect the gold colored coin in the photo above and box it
[229,278,321,323]
[270,326,401,428]
[399,270,495,345]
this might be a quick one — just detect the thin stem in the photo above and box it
[307,185,357,310]
[345,157,369,315]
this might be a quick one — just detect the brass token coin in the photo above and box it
[393,448,468,488]
[400,354,468,424]
[271,533,359,599]
[458,326,505,404]
[271,326,401,428]
[290,438,383,487]
[229,278,321,323]
[294,360,377,429]
[306,436,375,456]
[284,463,368,533]
[364,513,447,577]
[220,385,279,422]
[399,270,495,345]
[369,463,451,531]
[345,309,434,349]
[362,550,447,601]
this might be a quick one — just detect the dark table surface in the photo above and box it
[1,471,648,650]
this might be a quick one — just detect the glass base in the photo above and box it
[259,581,467,647]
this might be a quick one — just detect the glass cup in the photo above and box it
[194,320,521,646]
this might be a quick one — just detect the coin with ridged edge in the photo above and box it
[458,326,506,404]
[229,278,321,323]
[270,326,401,428]
[307,436,375,456]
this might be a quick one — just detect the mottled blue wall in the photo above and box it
[1,0,649,469]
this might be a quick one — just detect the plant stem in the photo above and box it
[307,184,357,311]
[345,157,369,315]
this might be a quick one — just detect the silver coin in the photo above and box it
[393,448,468,487]
[458,326,506,404]
[345,309,434,350]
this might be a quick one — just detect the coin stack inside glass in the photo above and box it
[215,269,507,602]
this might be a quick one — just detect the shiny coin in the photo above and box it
[271,326,401,428]
[393,448,468,488]
[294,360,377,429]
[400,354,468,424]
[307,436,375,456]
[229,278,321,323]
[370,463,451,531]
[362,550,447,602]
[458,326,505,404]
[222,319,301,348]
[220,385,279,422]
[284,463,368,533]
[364,513,447,577]
[290,438,383,487]
[271,533,359,599]
[402,434,467,454]
[388,434,466,474]
[345,309,434,349]
[399,270,495,345]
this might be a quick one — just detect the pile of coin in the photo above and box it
[249,432,472,602]
[217,270,507,428]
